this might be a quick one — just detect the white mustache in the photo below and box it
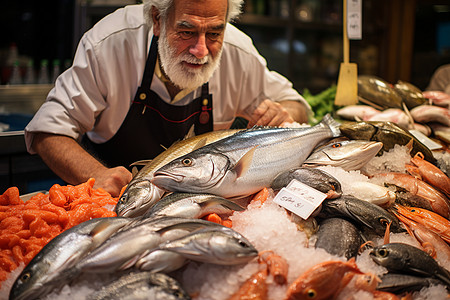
[181,55,209,65]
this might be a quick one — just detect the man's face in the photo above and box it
[153,0,228,90]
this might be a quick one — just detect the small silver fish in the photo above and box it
[143,192,244,219]
[87,271,191,300]
[76,217,221,274]
[152,115,341,199]
[302,139,383,171]
[158,226,258,265]
[9,217,131,300]
[370,242,450,288]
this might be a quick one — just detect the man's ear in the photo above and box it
[151,6,161,36]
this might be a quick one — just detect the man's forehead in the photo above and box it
[171,0,228,20]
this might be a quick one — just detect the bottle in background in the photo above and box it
[24,59,35,84]
[38,59,50,84]
[51,59,61,83]
[9,60,22,85]
[2,42,19,84]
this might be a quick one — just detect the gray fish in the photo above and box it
[158,226,258,265]
[370,242,450,287]
[314,217,363,260]
[76,217,221,273]
[9,217,131,300]
[271,167,342,198]
[116,129,241,218]
[317,195,402,236]
[152,114,341,199]
[377,273,445,294]
[302,139,383,171]
[87,271,191,300]
[143,192,244,219]
[357,75,403,109]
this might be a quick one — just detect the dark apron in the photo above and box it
[83,36,213,168]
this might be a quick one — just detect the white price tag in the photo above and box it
[273,179,327,220]
[347,0,362,40]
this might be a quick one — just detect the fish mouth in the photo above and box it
[152,171,185,186]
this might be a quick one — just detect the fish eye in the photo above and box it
[378,248,389,257]
[306,289,317,298]
[239,240,249,248]
[182,158,192,166]
[20,272,31,282]
[411,209,416,212]
[331,143,342,148]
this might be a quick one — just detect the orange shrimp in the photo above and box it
[228,268,268,300]
[409,152,450,197]
[374,172,450,218]
[259,250,289,285]
[284,258,364,300]
[394,204,450,244]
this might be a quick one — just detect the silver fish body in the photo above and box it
[317,195,402,235]
[314,217,363,260]
[143,192,244,219]
[9,217,131,300]
[271,167,342,198]
[116,129,241,218]
[302,139,383,171]
[76,217,221,273]
[152,115,341,198]
[158,226,258,265]
[135,250,187,273]
[87,271,191,300]
[370,242,450,287]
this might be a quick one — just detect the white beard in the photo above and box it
[158,24,222,90]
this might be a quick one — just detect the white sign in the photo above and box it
[347,0,362,40]
[273,179,327,220]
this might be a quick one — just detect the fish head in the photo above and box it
[9,260,53,300]
[152,152,231,193]
[369,243,406,270]
[304,140,383,170]
[115,179,163,217]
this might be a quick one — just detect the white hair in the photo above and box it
[143,0,244,28]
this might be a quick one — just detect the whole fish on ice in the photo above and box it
[9,217,131,300]
[302,139,383,171]
[116,129,241,217]
[152,115,341,199]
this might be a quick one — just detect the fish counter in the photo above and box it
[1,79,450,299]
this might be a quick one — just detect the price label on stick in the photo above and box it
[347,0,362,40]
[273,179,327,220]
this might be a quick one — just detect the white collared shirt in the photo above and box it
[25,4,309,153]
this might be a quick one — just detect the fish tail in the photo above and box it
[321,114,342,137]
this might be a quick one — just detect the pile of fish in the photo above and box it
[6,114,450,299]
[337,75,450,146]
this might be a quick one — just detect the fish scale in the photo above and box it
[152,114,341,199]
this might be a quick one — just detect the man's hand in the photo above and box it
[92,166,132,197]
[247,99,308,127]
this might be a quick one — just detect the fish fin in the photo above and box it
[199,198,245,212]
[184,124,196,140]
[233,146,258,178]
[192,138,208,151]
[129,159,152,167]
[131,167,139,177]
[156,221,217,236]
[321,114,342,137]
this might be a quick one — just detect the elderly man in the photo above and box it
[25,0,310,196]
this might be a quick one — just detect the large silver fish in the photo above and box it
[152,114,341,199]
[87,271,191,300]
[116,129,241,218]
[158,226,258,265]
[370,242,450,288]
[143,192,244,219]
[75,217,222,274]
[302,139,383,171]
[9,217,131,300]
